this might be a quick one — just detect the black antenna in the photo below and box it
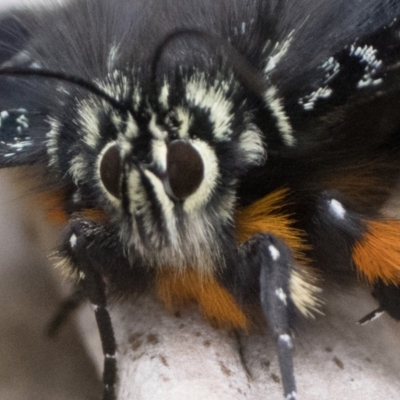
[150,29,267,102]
[0,67,128,113]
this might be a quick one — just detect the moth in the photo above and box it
[1,0,400,399]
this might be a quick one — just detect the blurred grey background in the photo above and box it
[0,169,101,399]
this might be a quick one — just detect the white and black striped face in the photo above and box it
[57,70,266,272]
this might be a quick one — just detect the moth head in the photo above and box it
[90,69,266,263]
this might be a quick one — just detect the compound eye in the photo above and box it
[100,143,122,199]
[166,140,204,200]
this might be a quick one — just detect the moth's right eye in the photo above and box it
[99,143,122,199]
[166,140,204,200]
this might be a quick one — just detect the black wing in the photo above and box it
[261,0,400,155]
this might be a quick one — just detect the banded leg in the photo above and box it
[240,233,297,400]
[311,190,400,323]
[359,282,400,324]
[63,222,117,400]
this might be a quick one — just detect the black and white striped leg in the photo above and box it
[359,281,400,324]
[242,233,297,400]
[64,223,117,400]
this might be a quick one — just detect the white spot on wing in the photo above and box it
[329,199,346,219]
[7,140,33,151]
[0,110,9,120]
[350,44,382,69]
[16,114,29,129]
[299,86,333,111]
[358,76,383,88]
[349,44,383,88]
[322,57,341,83]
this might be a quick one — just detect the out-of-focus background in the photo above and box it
[1,2,400,400]
[0,169,101,400]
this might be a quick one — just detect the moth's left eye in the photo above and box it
[100,143,122,199]
[165,140,204,200]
